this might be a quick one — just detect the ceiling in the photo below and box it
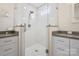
[28,3,46,8]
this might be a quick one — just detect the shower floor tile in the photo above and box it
[25,44,47,56]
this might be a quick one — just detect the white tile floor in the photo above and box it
[25,44,47,56]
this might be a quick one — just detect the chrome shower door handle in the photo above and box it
[24,23,26,32]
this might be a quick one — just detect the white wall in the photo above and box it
[0,3,15,31]
[58,3,72,31]
[58,3,79,32]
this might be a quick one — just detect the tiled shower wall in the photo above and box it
[14,3,38,48]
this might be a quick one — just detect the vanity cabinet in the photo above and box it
[0,36,19,56]
[52,36,79,56]
[52,36,69,56]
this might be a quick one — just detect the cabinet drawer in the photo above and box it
[53,36,69,46]
[53,46,69,56]
[53,51,69,56]
[54,44,69,51]
[55,47,69,52]
[3,47,18,56]
[70,48,78,56]
[0,42,18,56]
[54,42,69,48]
[3,51,17,56]
[53,42,69,55]
[0,36,18,46]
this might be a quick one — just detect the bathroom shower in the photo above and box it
[25,4,49,56]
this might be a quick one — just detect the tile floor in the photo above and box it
[25,44,47,56]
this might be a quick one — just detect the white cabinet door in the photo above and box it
[52,36,69,56]
[70,39,79,56]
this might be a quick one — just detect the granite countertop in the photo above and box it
[0,31,19,38]
[52,31,79,39]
